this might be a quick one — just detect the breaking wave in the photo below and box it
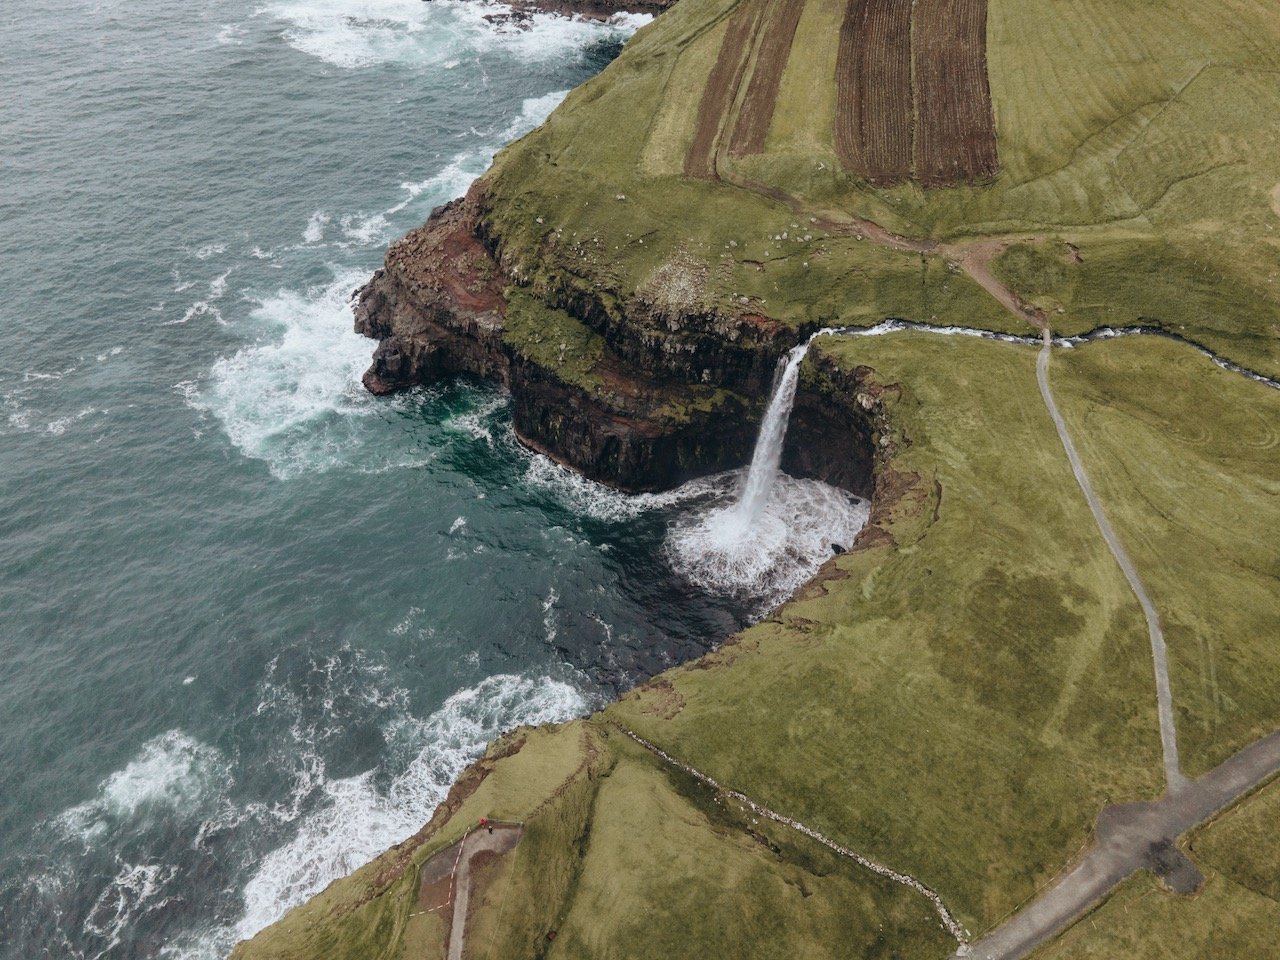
[55,731,231,839]
[193,269,409,479]
[259,0,650,71]
[9,655,587,960]
[167,669,588,958]
[197,86,573,479]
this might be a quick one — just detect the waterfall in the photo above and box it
[734,327,845,523]
[664,327,868,607]
[734,341,812,524]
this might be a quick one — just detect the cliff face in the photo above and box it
[355,185,876,493]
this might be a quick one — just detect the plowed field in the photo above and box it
[835,0,914,184]
[684,2,759,179]
[727,0,807,157]
[833,0,997,186]
[913,0,999,185]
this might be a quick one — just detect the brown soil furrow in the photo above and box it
[727,0,806,157]
[684,1,761,179]
[912,0,998,186]
[835,0,914,184]
[833,0,869,174]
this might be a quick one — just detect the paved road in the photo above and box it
[957,729,1280,959]
[951,334,1280,960]
[1035,331,1186,793]
[443,825,523,960]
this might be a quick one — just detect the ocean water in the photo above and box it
[0,2,864,956]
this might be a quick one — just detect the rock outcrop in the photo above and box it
[354,186,877,494]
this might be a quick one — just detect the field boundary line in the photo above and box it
[611,721,970,944]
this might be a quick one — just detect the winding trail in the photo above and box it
[1035,328,1185,794]
[829,320,1280,958]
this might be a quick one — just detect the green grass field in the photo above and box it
[1052,336,1280,776]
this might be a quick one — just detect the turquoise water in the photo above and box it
[0,2,761,955]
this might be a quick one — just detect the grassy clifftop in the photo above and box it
[483,0,1280,371]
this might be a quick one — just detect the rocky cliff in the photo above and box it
[354,183,876,493]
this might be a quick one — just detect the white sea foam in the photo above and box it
[260,0,649,71]
[56,731,229,839]
[31,732,231,960]
[24,362,79,382]
[171,301,225,326]
[385,90,568,218]
[385,160,478,216]
[195,269,435,478]
[6,407,34,432]
[84,862,178,956]
[216,22,247,45]
[195,86,576,482]
[46,406,104,436]
[517,441,708,522]
[210,269,233,300]
[338,211,389,245]
[666,473,869,610]
[500,89,571,140]
[191,243,227,261]
[167,673,587,958]
[542,587,559,643]
[442,388,509,443]
[302,210,330,244]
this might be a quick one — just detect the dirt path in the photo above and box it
[940,238,1046,330]
[447,825,522,960]
[711,161,1047,332]
[1035,329,1184,793]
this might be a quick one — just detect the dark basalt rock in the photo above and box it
[784,350,878,498]
[355,186,877,494]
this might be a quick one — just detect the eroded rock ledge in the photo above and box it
[355,185,876,494]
